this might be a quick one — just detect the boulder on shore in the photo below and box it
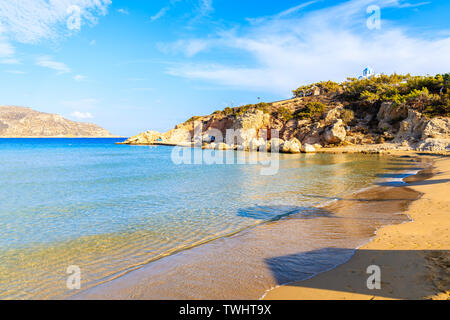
[422,117,450,139]
[281,138,301,153]
[324,119,346,144]
[416,138,450,152]
[301,143,316,153]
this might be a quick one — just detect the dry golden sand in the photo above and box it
[264,155,450,300]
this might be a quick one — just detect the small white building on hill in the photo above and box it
[358,67,380,80]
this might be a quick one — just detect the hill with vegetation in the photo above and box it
[123,73,450,153]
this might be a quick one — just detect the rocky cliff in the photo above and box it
[0,106,114,137]
[122,73,450,154]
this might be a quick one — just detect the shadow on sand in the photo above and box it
[263,163,450,299]
[265,248,449,299]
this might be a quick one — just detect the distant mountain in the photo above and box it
[0,106,114,137]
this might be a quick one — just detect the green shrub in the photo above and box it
[232,102,271,115]
[294,102,326,120]
[423,104,450,118]
[186,116,201,123]
[276,106,293,121]
[223,107,233,115]
[317,81,341,92]
[341,109,355,124]
[293,81,340,97]
[254,102,270,113]
[234,104,252,115]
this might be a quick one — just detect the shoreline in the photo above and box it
[263,154,449,300]
[118,140,450,156]
[0,136,126,139]
[71,153,435,300]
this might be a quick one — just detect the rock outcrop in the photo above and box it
[121,93,449,154]
[422,117,450,139]
[324,119,347,144]
[301,143,316,153]
[123,130,165,144]
[416,138,450,152]
[0,106,114,137]
[281,138,302,153]
[377,102,408,131]
[395,110,427,141]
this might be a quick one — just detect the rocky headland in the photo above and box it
[0,106,114,137]
[121,73,450,155]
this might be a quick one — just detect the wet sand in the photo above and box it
[264,155,450,300]
[72,156,434,300]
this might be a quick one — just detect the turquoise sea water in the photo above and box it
[0,138,403,299]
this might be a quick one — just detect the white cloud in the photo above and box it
[117,8,129,15]
[158,39,211,57]
[89,39,96,45]
[6,70,25,74]
[275,0,318,18]
[151,7,169,22]
[0,36,15,58]
[394,1,431,8]
[36,55,71,74]
[70,111,94,119]
[198,0,213,16]
[164,0,450,95]
[0,58,20,64]
[73,74,86,81]
[0,0,112,43]
[151,0,212,23]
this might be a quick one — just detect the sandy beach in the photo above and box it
[66,152,447,300]
[264,154,450,300]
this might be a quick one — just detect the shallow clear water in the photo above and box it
[0,138,400,299]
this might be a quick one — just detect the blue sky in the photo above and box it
[0,0,449,136]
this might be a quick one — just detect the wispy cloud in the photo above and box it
[70,111,94,119]
[151,6,170,21]
[275,0,318,18]
[164,0,450,95]
[151,0,213,23]
[117,8,129,15]
[0,0,112,43]
[73,74,86,81]
[36,55,70,74]
[198,0,213,16]
[5,70,25,74]
[0,58,20,64]
[393,1,431,8]
[0,36,15,58]
[158,38,210,57]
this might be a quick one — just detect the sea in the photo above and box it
[0,138,421,299]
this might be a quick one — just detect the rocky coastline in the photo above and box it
[120,75,450,155]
